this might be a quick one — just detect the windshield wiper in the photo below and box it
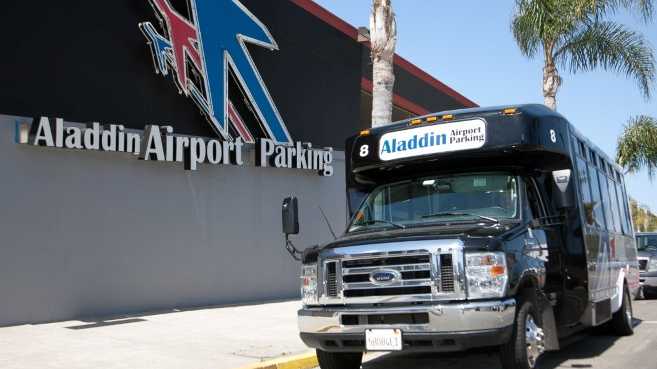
[421,212,499,224]
[357,219,406,229]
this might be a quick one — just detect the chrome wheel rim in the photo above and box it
[525,314,545,368]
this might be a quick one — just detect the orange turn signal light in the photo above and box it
[359,129,370,136]
[490,265,506,277]
[503,108,518,115]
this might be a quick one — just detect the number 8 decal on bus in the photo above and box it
[359,144,369,157]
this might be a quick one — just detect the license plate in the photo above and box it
[365,329,403,351]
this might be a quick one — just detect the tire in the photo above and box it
[644,287,657,300]
[610,286,634,336]
[316,350,362,369]
[500,297,545,369]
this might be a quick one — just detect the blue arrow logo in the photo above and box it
[140,0,292,144]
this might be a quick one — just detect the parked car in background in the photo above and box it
[637,233,657,299]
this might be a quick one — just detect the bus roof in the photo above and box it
[362,104,559,133]
[569,122,624,174]
[347,104,623,180]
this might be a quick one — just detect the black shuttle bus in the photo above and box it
[283,104,640,369]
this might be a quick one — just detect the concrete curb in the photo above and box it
[235,351,318,369]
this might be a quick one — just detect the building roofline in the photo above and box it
[289,0,478,109]
[360,78,430,115]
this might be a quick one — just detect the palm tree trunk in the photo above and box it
[542,44,561,110]
[543,61,561,111]
[370,0,397,128]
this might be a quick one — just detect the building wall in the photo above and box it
[0,115,345,326]
[0,0,364,150]
[0,0,473,326]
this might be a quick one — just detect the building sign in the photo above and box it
[15,117,334,176]
[139,0,292,144]
[379,119,486,161]
[12,0,336,176]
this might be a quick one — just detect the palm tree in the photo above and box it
[370,0,397,127]
[617,115,657,176]
[511,0,656,110]
[631,198,641,231]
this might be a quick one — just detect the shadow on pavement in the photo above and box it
[10,298,299,329]
[65,318,147,330]
[362,320,642,369]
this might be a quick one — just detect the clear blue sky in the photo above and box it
[315,0,657,211]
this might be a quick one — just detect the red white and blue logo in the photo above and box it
[139,0,292,144]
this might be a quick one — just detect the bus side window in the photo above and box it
[606,176,622,233]
[597,170,614,231]
[575,156,594,226]
[612,180,627,234]
[599,172,615,232]
[618,178,633,234]
[587,163,607,229]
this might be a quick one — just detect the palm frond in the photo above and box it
[511,0,546,57]
[511,0,602,56]
[555,21,656,98]
[616,115,657,177]
[583,0,654,20]
[615,0,654,21]
[633,0,655,20]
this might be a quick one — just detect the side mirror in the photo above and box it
[552,169,574,209]
[282,197,299,235]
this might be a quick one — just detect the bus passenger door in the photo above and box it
[528,177,587,327]
[526,179,563,296]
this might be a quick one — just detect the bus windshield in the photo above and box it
[348,173,519,233]
[637,234,657,252]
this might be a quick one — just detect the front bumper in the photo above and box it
[640,271,657,288]
[298,298,516,352]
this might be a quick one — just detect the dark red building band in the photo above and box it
[360,78,430,116]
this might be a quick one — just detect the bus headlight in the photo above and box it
[301,264,319,305]
[649,257,657,272]
[465,252,508,299]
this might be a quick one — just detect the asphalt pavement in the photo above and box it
[0,299,654,369]
[353,300,657,369]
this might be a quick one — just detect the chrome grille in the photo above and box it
[440,254,455,292]
[326,262,338,297]
[318,240,466,304]
[343,286,432,298]
[337,252,458,301]
[342,254,431,268]
[341,254,432,298]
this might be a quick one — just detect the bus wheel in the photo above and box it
[610,286,634,336]
[644,287,657,300]
[316,350,362,369]
[500,299,545,369]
